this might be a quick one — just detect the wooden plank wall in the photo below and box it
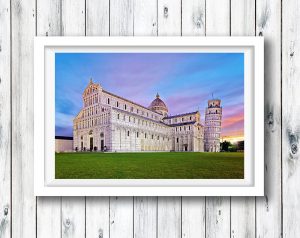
[0,0,297,237]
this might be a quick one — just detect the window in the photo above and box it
[125,104,127,110]
[127,131,130,136]
[117,101,119,107]
[137,109,139,113]
[137,132,139,138]
[145,133,147,139]
[177,138,179,143]
[182,117,184,122]
[180,127,182,131]
[117,114,120,119]
[107,98,110,104]
[157,136,159,140]
[189,126,191,130]
[152,135,154,139]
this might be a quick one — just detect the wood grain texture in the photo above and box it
[182,197,205,238]
[0,0,294,237]
[110,0,134,36]
[256,0,282,237]
[36,1,62,237]
[205,1,231,237]
[62,197,85,238]
[133,2,158,238]
[11,0,36,237]
[86,0,109,36]
[110,197,133,238]
[206,198,230,238]
[0,0,10,237]
[86,197,109,238]
[230,1,256,237]
[134,0,157,36]
[61,1,86,238]
[182,0,205,36]
[157,2,182,237]
[282,0,300,237]
[37,197,61,238]
[157,0,181,36]
[84,1,110,238]
[206,0,230,36]
[134,197,157,238]
[157,197,181,238]
[181,2,206,237]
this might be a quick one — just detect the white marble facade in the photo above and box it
[73,79,222,152]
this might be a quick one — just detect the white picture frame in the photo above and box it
[34,36,264,196]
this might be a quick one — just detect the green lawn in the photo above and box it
[55,152,244,179]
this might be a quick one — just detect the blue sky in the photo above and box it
[55,53,244,139]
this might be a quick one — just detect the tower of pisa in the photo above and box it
[204,99,222,152]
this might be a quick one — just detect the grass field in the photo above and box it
[55,152,244,179]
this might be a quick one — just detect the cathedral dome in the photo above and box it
[149,93,168,117]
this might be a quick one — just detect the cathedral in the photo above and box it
[73,79,222,152]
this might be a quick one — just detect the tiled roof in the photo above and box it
[164,111,199,119]
[112,108,169,127]
[103,90,163,116]
[169,121,197,127]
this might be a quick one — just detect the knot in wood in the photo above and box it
[164,7,168,18]
[98,228,103,238]
[3,206,8,216]
[65,218,71,227]
[291,143,298,155]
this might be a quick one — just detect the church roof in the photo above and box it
[169,121,197,127]
[164,111,199,119]
[149,93,168,111]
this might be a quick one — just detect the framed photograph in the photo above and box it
[34,37,264,196]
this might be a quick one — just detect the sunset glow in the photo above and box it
[55,53,244,140]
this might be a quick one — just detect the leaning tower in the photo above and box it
[204,99,222,152]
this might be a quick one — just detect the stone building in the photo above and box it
[73,79,221,152]
[204,99,222,152]
[55,136,73,152]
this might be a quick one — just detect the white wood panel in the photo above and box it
[206,0,230,36]
[206,198,230,238]
[181,1,206,237]
[86,197,109,238]
[0,0,10,237]
[157,2,182,237]
[134,197,157,238]
[109,3,134,237]
[133,2,158,238]
[61,1,86,238]
[37,197,61,238]
[157,197,181,238]
[62,0,86,36]
[282,0,300,237]
[62,197,85,238]
[230,1,256,237]
[110,0,134,36]
[256,0,282,237]
[205,1,231,237]
[110,197,133,238]
[134,0,157,36]
[36,1,62,237]
[182,197,205,238]
[11,0,36,237]
[157,0,181,36]
[86,0,109,36]
[84,1,110,238]
[182,0,205,36]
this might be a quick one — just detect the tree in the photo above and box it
[221,140,231,151]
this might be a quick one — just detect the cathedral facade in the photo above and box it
[73,79,222,152]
